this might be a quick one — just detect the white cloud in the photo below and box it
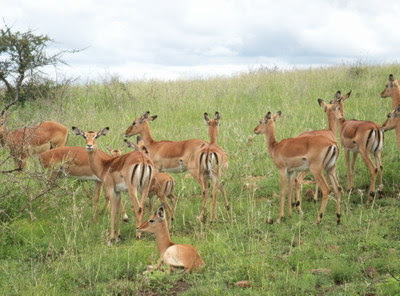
[2,0,400,80]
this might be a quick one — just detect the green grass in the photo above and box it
[1,63,400,295]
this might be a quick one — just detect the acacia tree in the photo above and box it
[0,23,75,110]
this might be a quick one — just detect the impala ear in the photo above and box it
[265,112,271,120]
[143,111,150,119]
[214,111,221,120]
[124,139,140,151]
[343,90,352,100]
[317,98,325,107]
[204,113,210,125]
[72,126,86,138]
[148,115,157,121]
[334,91,341,101]
[157,205,165,220]
[395,106,400,116]
[389,74,394,82]
[273,111,282,121]
[95,127,109,139]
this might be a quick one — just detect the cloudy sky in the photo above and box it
[2,0,400,81]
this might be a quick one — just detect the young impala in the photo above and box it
[125,138,177,226]
[254,111,341,224]
[380,74,400,147]
[137,204,205,272]
[321,95,384,203]
[0,115,68,170]
[381,106,400,132]
[197,112,229,221]
[72,126,155,243]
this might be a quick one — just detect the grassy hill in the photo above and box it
[1,64,399,295]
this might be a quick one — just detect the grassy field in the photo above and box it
[0,64,399,295]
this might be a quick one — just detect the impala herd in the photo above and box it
[1,74,400,271]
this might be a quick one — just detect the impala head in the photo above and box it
[318,98,342,118]
[381,106,400,132]
[253,111,281,134]
[381,74,399,98]
[124,111,158,138]
[106,147,122,157]
[137,204,166,233]
[124,136,149,154]
[72,127,110,151]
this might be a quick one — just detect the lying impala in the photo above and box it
[321,95,384,203]
[294,91,350,203]
[380,74,400,147]
[197,112,229,221]
[72,126,155,243]
[39,146,130,223]
[137,204,205,272]
[125,138,177,226]
[0,116,68,170]
[254,111,341,224]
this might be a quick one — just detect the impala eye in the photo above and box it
[149,219,155,223]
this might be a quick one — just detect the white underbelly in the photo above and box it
[115,182,128,192]
[75,175,101,181]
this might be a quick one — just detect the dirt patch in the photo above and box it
[139,280,191,296]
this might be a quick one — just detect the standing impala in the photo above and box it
[254,111,341,224]
[380,74,400,147]
[294,91,350,202]
[0,115,68,170]
[197,112,229,221]
[72,126,155,243]
[124,112,211,217]
[321,96,384,203]
[39,146,130,223]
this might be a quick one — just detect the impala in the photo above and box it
[197,112,229,221]
[137,204,205,272]
[321,96,384,203]
[39,146,130,223]
[381,106,400,132]
[254,111,341,224]
[380,74,400,147]
[0,116,68,170]
[294,91,350,203]
[72,126,155,242]
[125,138,177,226]
[124,112,210,217]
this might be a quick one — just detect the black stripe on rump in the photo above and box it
[140,163,146,188]
[131,164,139,184]
[322,146,333,166]
[374,129,381,154]
[366,129,374,150]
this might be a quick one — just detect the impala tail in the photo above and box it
[322,144,339,171]
[131,162,154,191]
[366,128,384,155]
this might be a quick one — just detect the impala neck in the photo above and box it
[390,86,400,109]
[264,123,278,156]
[87,148,109,179]
[140,122,155,147]
[209,125,219,144]
[154,221,174,256]
[327,110,337,134]
[335,116,346,133]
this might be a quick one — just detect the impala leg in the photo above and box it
[327,166,342,224]
[128,186,141,238]
[311,168,330,224]
[287,171,296,217]
[359,148,377,204]
[107,189,118,243]
[120,199,129,222]
[92,181,102,223]
[374,150,384,198]
[295,171,305,205]
[350,152,358,190]
[277,170,287,224]
[210,177,219,222]
[344,149,352,191]
[219,181,229,211]
[114,192,121,240]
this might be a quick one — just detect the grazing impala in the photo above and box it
[39,146,130,223]
[138,204,205,272]
[72,126,155,243]
[197,112,229,221]
[254,111,341,224]
[0,116,68,170]
[321,96,384,203]
[294,91,349,202]
[380,74,400,147]
[125,138,177,226]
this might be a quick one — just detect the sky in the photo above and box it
[2,0,400,81]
